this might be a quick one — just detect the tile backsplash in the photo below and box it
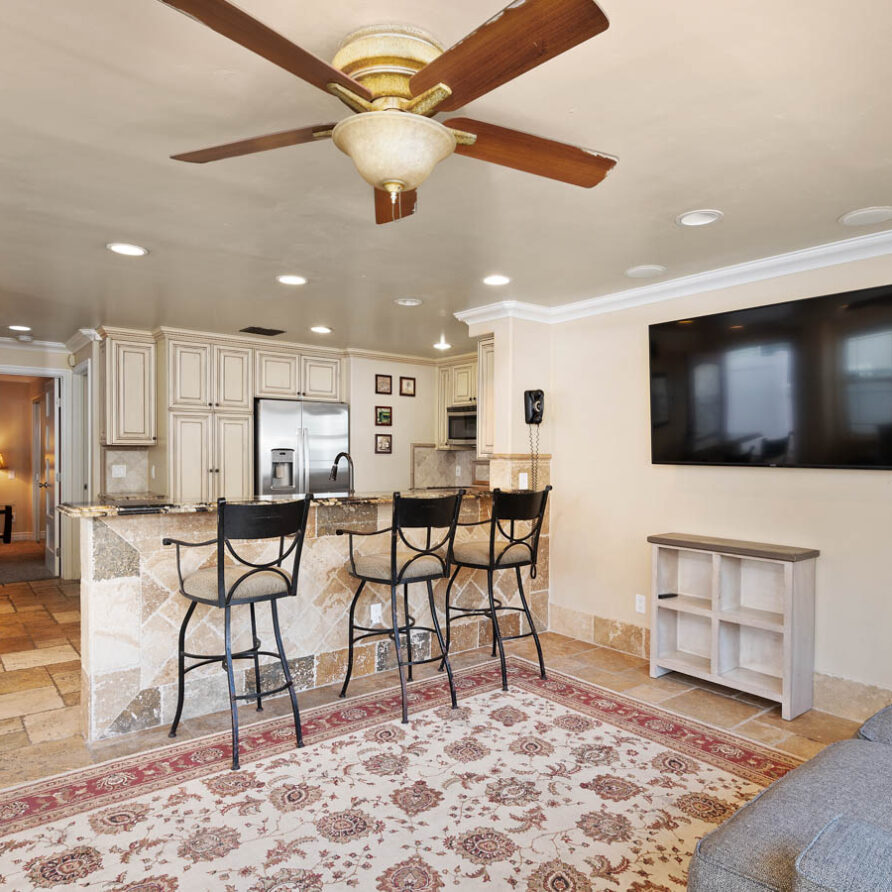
[103,448,149,495]
[411,444,477,488]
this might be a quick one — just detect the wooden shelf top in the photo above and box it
[647,532,819,562]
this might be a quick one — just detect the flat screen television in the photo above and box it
[649,283,892,468]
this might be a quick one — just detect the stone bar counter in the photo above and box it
[60,491,550,742]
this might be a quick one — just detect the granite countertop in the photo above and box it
[58,487,490,518]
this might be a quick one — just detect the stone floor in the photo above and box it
[0,580,864,790]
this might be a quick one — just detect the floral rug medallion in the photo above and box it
[0,658,799,890]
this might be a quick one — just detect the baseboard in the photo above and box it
[551,604,892,724]
[11,531,36,542]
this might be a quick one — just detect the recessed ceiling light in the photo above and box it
[8,325,31,332]
[394,297,423,307]
[676,209,724,227]
[678,319,695,325]
[483,274,510,286]
[625,264,667,279]
[838,206,892,227]
[433,336,451,351]
[310,325,332,335]
[277,274,307,286]
[106,242,149,256]
[730,324,744,330]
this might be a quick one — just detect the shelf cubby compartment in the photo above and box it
[655,610,712,677]
[718,555,785,630]
[716,621,783,701]
[656,545,713,609]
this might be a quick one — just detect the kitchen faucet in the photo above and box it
[329,452,355,496]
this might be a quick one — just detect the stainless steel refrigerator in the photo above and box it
[255,399,350,497]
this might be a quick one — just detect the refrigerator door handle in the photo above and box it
[302,427,310,494]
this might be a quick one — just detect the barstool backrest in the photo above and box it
[216,498,312,606]
[390,491,464,583]
[488,486,552,568]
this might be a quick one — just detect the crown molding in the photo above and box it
[0,336,69,354]
[66,328,100,354]
[455,228,892,327]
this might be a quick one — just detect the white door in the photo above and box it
[42,378,60,577]
[214,414,253,500]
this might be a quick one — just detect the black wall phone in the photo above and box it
[524,389,545,425]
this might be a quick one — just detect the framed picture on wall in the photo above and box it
[399,376,416,397]
[375,406,392,426]
[375,374,392,395]
[375,434,393,454]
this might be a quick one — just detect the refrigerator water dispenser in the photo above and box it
[270,448,295,491]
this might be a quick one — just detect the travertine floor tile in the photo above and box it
[623,676,697,704]
[1,643,79,671]
[777,735,828,760]
[757,707,861,743]
[659,688,762,728]
[0,735,91,787]
[0,666,53,696]
[24,706,82,744]
[0,686,64,721]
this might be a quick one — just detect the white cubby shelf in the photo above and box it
[648,533,819,720]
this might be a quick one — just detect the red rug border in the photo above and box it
[0,656,801,837]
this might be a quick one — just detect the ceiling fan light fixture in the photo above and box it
[332,111,456,192]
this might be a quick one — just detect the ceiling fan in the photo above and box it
[160,0,617,223]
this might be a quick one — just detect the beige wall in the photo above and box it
[549,251,892,691]
[346,356,437,492]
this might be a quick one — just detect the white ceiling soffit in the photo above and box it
[455,228,892,326]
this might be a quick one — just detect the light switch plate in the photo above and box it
[370,604,383,624]
[635,594,647,614]
[518,472,529,489]
[6,470,13,480]
[111,464,126,479]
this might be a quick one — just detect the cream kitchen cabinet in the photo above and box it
[100,332,156,445]
[437,367,452,449]
[213,345,253,410]
[301,355,340,400]
[450,361,477,406]
[168,340,210,410]
[168,411,252,502]
[477,337,495,458]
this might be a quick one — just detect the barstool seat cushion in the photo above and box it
[352,551,446,582]
[453,541,530,568]
[182,566,291,602]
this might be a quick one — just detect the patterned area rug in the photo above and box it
[0,658,798,890]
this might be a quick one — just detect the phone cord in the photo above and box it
[529,423,540,492]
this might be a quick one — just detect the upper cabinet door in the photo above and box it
[169,340,211,410]
[301,355,340,401]
[214,413,253,500]
[450,361,477,406]
[477,338,495,458]
[213,345,253,411]
[106,339,156,445]
[256,350,300,399]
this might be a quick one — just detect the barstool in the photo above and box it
[163,497,312,770]
[441,486,552,690]
[337,491,464,723]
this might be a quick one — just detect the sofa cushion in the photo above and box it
[857,704,892,744]
[687,740,892,892]
[794,815,892,892]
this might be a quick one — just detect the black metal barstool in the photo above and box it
[337,491,464,723]
[163,497,312,770]
[440,486,552,690]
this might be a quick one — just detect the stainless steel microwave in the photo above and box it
[446,405,477,446]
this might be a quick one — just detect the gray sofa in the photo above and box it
[688,705,892,891]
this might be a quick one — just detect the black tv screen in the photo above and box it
[649,284,892,469]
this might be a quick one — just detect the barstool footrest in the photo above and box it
[398,653,450,670]
[233,679,293,701]
[499,630,538,643]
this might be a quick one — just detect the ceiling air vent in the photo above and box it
[240,326,285,337]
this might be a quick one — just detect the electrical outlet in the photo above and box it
[518,471,529,489]
[6,470,13,480]
[635,594,647,614]
[370,604,383,625]
[455,463,461,478]
[111,464,126,479]
[150,464,156,481]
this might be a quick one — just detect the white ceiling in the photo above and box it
[1,0,891,356]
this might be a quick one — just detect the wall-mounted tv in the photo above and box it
[649,284,892,469]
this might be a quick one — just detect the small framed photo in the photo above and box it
[375,434,393,454]
[399,376,416,397]
[375,406,392,426]
[375,374,392,395]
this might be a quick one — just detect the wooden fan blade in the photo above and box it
[171,124,335,163]
[158,0,371,99]
[445,117,616,187]
[374,188,418,224]
[410,0,608,112]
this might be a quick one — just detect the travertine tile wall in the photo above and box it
[102,449,149,496]
[411,445,475,489]
[79,493,550,741]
